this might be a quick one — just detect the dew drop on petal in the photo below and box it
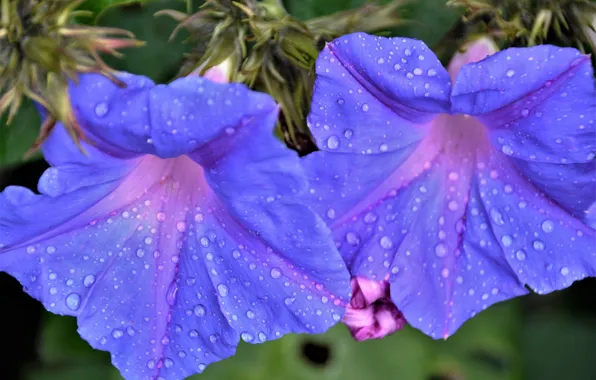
[515,250,526,261]
[435,243,447,257]
[326,135,340,150]
[361,103,369,112]
[95,102,108,117]
[345,231,360,246]
[83,275,96,288]
[65,293,81,311]
[194,305,206,317]
[270,268,281,279]
[364,212,378,224]
[541,220,555,233]
[533,240,545,251]
[112,329,124,339]
[217,284,229,297]
[506,69,515,77]
[561,267,569,276]
[380,236,393,249]
[501,235,513,247]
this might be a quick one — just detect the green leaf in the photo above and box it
[284,0,460,46]
[37,313,110,364]
[27,301,522,380]
[78,0,157,15]
[0,99,41,168]
[522,313,596,380]
[97,0,191,83]
[191,301,522,380]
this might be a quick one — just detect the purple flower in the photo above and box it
[0,68,351,379]
[302,33,596,340]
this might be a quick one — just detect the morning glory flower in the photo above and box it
[0,65,351,379]
[302,32,596,340]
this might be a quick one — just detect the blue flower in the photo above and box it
[302,33,596,339]
[0,70,351,379]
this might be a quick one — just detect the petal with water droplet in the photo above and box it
[0,73,350,380]
[452,45,596,218]
[309,33,451,154]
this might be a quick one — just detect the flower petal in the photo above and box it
[309,33,451,154]
[69,73,274,159]
[451,45,596,217]
[0,76,350,380]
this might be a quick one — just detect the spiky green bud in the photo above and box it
[0,0,143,155]
[447,0,596,65]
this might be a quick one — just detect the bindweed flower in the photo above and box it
[302,33,596,340]
[0,64,351,379]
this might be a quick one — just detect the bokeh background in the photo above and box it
[1,1,596,379]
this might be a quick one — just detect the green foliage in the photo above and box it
[0,99,41,168]
[26,302,525,380]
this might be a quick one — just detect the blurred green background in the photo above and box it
[1,1,596,380]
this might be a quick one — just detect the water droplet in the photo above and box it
[521,109,530,117]
[189,330,199,338]
[532,240,545,251]
[326,135,340,150]
[515,250,526,261]
[166,282,178,305]
[112,329,124,339]
[136,249,145,258]
[326,208,336,219]
[194,304,206,317]
[501,235,513,247]
[337,98,345,105]
[377,57,385,64]
[393,63,401,70]
[126,326,136,336]
[217,284,229,297]
[364,212,377,224]
[448,200,458,211]
[343,129,353,139]
[560,267,569,276]
[270,268,281,279]
[490,209,504,225]
[285,297,295,305]
[156,212,166,222]
[361,103,369,112]
[46,246,56,254]
[83,275,96,287]
[241,332,255,342]
[200,236,210,247]
[506,69,515,77]
[541,220,554,233]
[345,232,360,246]
[502,145,513,155]
[65,293,81,311]
[246,310,255,319]
[164,358,174,368]
[435,243,447,257]
[95,102,108,117]
[194,213,204,223]
[380,236,393,249]
[176,222,187,232]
